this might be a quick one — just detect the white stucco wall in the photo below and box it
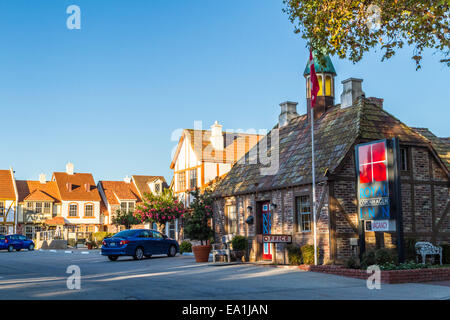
[61,201,101,224]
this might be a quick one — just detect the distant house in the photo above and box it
[51,163,102,235]
[15,174,61,239]
[98,175,169,234]
[170,121,264,206]
[0,168,18,235]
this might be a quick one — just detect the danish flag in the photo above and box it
[308,50,320,108]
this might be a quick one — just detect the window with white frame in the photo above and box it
[189,169,197,189]
[25,226,33,239]
[84,204,94,217]
[166,219,178,239]
[35,202,42,214]
[69,204,78,217]
[155,183,161,193]
[296,195,312,232]
[44,202,51,214]
[226,205,237,234]
[120,201,135,212]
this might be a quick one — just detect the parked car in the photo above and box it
[0,234,35,252]
[101,229,179,261]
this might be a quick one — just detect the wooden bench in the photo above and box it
[415,241,443,265]
[212,234,233,263]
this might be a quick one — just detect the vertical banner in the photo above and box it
[355,138,404,261]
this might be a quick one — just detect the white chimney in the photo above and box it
[66,162,74,175]
[124,176,131,183]
[39,173,46,184]
[340,78,365,108]
[279,101,299,127]
[210,121,224,151]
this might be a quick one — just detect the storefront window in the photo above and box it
[296,195,312,232]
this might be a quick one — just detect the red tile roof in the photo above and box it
[44,217,72,226]
[131,175,167,198]
[99,180,141,205]
[16,180,60,203]
[0,170,15,199]
[52,172,101,201]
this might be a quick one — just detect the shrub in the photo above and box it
[361,250,376,268]
[231,235,248,251]
[300,244,319,265]
[345,256,360,269]
[90,232,113,242]
[184,189,214,245]
[441,244,450,264]
[286,244,302,265]
[179,241,192,254]
[375,248,397,265]
[67,239,77,248]
[379,260,429,270]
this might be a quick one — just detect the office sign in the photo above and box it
[262,234,292,243]
[355,139,398,231]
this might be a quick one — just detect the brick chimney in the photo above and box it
[66,182,72,192]
[124,175,131,183]
[340,78,365,108]
[278,101,299,127]
[367,97,384,109]
[85,183,90,192]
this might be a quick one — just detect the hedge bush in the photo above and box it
[404,237,417,260]
[300,244,319,265]
[231,235,248,251]
[345,256,360,269]
[180,241,192,254]
[286,244,302,265]
[90,232,113,242]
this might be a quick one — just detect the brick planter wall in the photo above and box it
[297,265,450,284]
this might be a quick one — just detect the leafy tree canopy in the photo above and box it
[183,189,214,245]
[283,0,449,69]
[112,210,140,230]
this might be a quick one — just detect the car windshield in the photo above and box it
[112,230,138,238]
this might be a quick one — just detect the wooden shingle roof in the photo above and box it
[16,180,60,203]
[213,98,441,197]
[412,128,450,171]
[0,170,15,199]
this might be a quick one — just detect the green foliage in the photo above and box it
[379,260,429,270]
[441,244,450,264]
[287,244,302,265]
[361,250,376,267]
[300,244,319,265]
[183,189,214,245]
[231,235,248,251]
[67,238,76,248]
[283,0,449,69]
[90,232,113,242]
[135,189,187,225]
[345,256,360,269]
[362,248,397,267]
[180,241,192,254]
[112,210,140,229]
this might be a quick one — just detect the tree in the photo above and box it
[134,189,187,233]
[183,189,214,246]
[283,0,449,69]
[112,210,140,230]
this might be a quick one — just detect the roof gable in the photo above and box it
[16,180,61,203]
[99,181,141,205]
[0,170,15,199]
[52,172,101,202]
[132,175,167,198]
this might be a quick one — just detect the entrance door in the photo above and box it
[261,202,272,260]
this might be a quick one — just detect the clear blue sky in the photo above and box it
[0,0,448,182]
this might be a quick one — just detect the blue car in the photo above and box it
[0,234,35,252]
[101,229,179,261]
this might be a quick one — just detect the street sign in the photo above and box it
[261,234,292,243]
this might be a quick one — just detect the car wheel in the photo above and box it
[133,247,144,260]
[16,248,21,252]
[8,245,14,252]
[168,245,177,257]
[28,244,35,251]
[108,255,119,261]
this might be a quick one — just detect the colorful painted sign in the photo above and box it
[355,140,392,221]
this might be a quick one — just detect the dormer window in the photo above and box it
[155,183,161,193]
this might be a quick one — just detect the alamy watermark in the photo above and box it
[66,265,81,290]
[366,265,381,290]
[66,5,81,30]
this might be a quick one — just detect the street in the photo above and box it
[0,250,449,300]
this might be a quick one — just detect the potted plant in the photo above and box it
[231,235,248,262]
[184,189,214,262]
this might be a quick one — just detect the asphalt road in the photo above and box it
[0,249,449,300]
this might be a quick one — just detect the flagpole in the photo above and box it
[310,103,318,266]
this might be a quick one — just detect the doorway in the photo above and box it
[259,201,272,260]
